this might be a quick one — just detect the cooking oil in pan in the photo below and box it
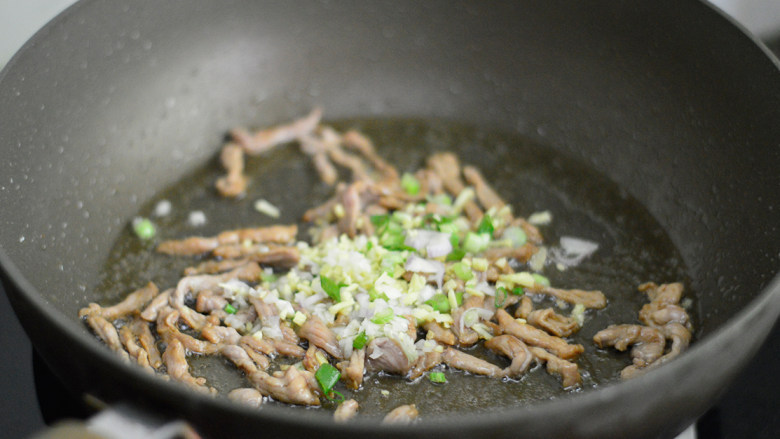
[94,118,690,417]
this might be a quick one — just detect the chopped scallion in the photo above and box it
[320,275,344,302]
[425,293,451,313]
[370,214,390,227]
[462,232,490,254]
[401,172,421,195]
[428,371,447,383]
[353,331,368,349]
[446,248,466,262]
[476,214,494,235]
[532,273,551,287]
[512,286,525,296]
[452,262,474,281]
[224,303,236,314]
[132,217,156,240]
[371,308,395,324]
[315,363,341,395]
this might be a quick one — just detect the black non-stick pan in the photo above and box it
[1,1,779,438]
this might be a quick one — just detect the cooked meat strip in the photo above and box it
[648,304,690,328]
[529,346,581,389]
[184,258,251,276]
[415,169,444,197]
[242,347,271,370]
[484,335,533,378]
[177,305,209,332]
[169,263,261,311]
[530,286,607,309]
[302,193,340,223]
[337,348,366,390]
[342,129,399,183]
[272,339,306,358]
[515,295,534,319]
[227,388,264,408]
[212,244,300,269]
[422,321,456,346]
[321,134,372,182]
[298,315,343,359]
[441,347,502,377]
[337,182,362,238]
[230,107,322,155]
[366,337,413,375]
[451,295,484,346]
[249,367,320,406]
[382,404,419,425]
[462,165,505,210]
[638,282,691,330]
[195,290,227,313]
[215,143,248,198]
[79,282,158,321]
[156,307,219,355]
[303,345,328,373]
[139,289,172,322]
[217,224,298,246]
[496,309,584,360]
[593,324,665,368]
[240,335,274,356]
[162,339,213,394]
[426,152,482,222]
[130,318,163,369]
[527,308,579,337]
[158,225,297,256]
[157,236,220,256]
[661,322,691,356]
[409,350,443,380]
[220,345,258,375]
[84,314,129,362]
[308,148,339,185]
[484,244,538,264]
[118,325,154,373]
[201,324,241,345]
[334,399,360,423]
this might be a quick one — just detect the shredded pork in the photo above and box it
[79,110,691,422]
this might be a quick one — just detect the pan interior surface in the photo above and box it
[0,0,778,437]
[94,117,689,416]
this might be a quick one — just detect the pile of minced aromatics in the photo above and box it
[79,109,693,423]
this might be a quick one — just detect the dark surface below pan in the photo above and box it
[0,1,779,438]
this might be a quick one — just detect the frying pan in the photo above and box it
[1,0,779,438]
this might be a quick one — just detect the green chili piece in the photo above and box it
[315,363,341,395]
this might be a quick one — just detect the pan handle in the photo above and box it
[29,403,201,439]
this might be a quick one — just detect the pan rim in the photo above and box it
[0,0,779,435]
